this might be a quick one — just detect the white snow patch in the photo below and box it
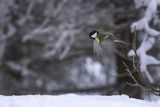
[0,94,159,107]
[84,57,106,84]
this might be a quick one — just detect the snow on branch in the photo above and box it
[22,26,54,42]
[17,0,36,26]
[43,25,79,60]
[124,32,160,95]
[128,0,160,83]
[131,0,160,36]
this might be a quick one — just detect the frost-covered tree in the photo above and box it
[1,0,157,98]
[128,0,160,84]
[0,0,120,95]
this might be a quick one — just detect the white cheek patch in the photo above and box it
[91,32,97,38]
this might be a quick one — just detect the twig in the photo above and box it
[123,30,160,96]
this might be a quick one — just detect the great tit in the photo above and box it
[89,30,128,56]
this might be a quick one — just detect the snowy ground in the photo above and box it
[0,94,159,107]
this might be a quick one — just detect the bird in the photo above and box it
[89,30,129,56]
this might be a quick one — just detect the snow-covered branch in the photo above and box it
[6,60,31,77]
[128,0,160,83]
[22,26,54,42]
[17,0,35,26]
[43,25,78,60]
[0,0,17,64]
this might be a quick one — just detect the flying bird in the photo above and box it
[89,30,129,56]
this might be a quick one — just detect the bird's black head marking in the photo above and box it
[89,30,98,39]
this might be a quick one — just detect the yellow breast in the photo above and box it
[95,36,100,43]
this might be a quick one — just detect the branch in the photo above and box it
[17,0,36,26]
[128,0,160,83]
[43,27,78,60]
[124,31,160,96]
[22,26,54,42]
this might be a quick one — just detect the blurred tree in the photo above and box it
[0,0,159,99]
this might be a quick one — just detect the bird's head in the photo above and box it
[89,30,100,43]
[89,30,98,40]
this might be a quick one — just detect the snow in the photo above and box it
[128,0,160,83]
[0,94,159,107]
[84,57,106,84]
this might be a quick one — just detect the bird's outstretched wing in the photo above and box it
[93,39,128,58]
[93,39,115,56]
[93,40,104,55]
